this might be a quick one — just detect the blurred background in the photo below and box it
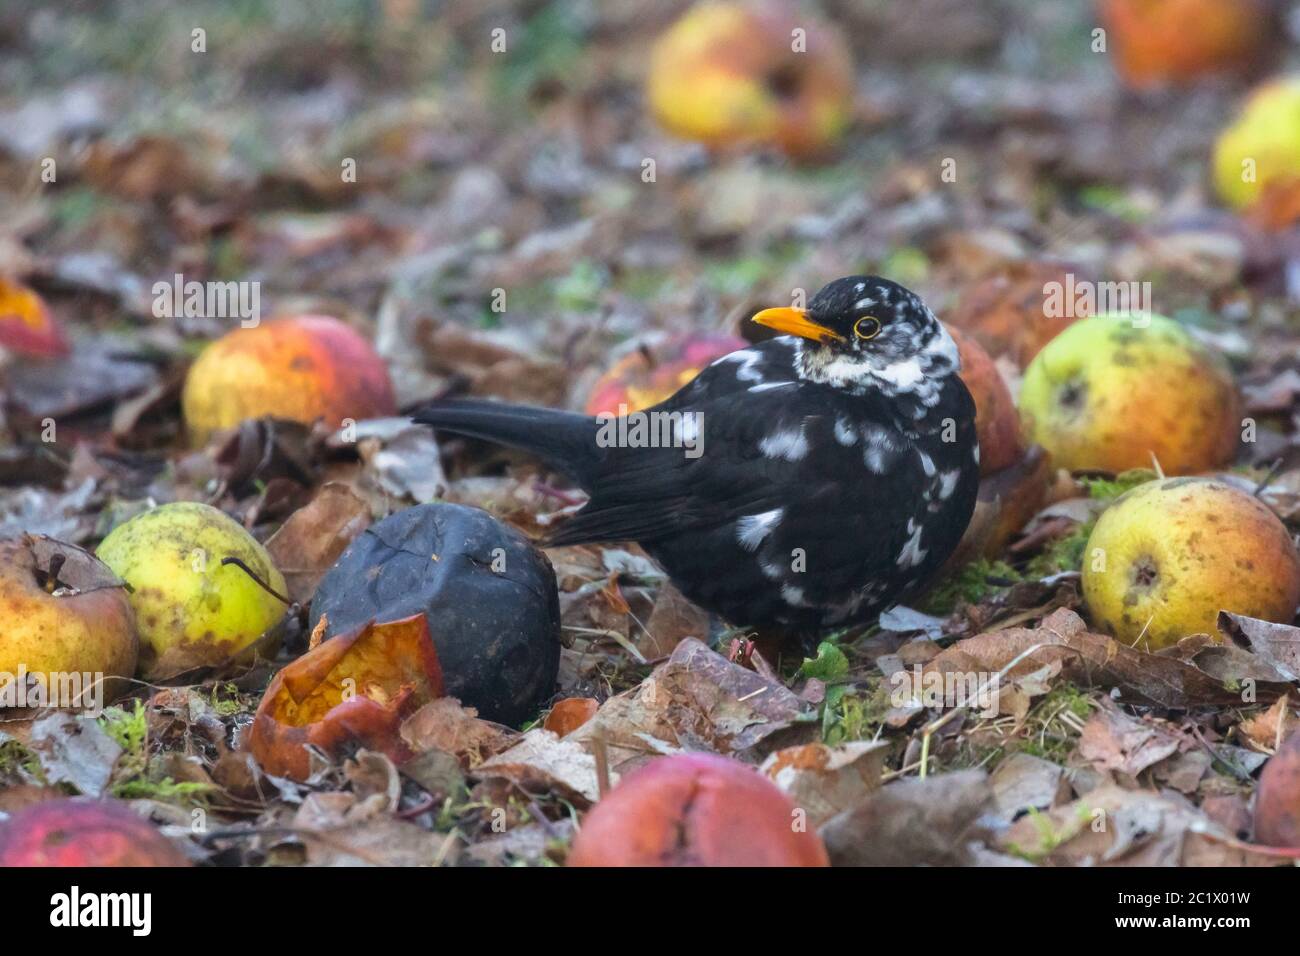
[1,0,1298,468]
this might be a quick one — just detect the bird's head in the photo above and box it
[751,276,959,395]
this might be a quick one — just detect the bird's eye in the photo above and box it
[854,316,882,340]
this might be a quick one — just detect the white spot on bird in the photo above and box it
[736,508,783,551]
[833,417,857,446]
[715,349,764,383]
[938,469,961,500]
[897,518,927,569]
[759,425,809,461]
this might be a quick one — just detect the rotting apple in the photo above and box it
[1081,477,1300,650]
[247,614,444,781]
[1097,0,1272,89]
[0,276,69,358]
[1255,731,1300,847]
[181,314,396,446]
[0,536,137,706]
[1018,313,1240,475]
[647,1,855,159]
[947,325,1023,476]
[0,799,189,866]
[96,502,289,680]
[566,752,829,866]
[944,262,1084,368]
[584,333,747,417]
[1213,77,1300,213]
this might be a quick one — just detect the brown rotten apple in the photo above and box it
[567,752,829,867]
[0,536,137,706]
[248,614,444,781]
[947,325,1023,476]
[181,314,396,445]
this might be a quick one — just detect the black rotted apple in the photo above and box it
[308,503,560,727]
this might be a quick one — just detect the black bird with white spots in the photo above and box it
[414,276,980,634]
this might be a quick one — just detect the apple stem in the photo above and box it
[220,556,293,605]
[41,552,67,593]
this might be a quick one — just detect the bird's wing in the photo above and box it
[546,349,903,547]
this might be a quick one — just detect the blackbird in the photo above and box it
[414,276,979,633]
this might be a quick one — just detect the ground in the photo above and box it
[1,0,1300,867]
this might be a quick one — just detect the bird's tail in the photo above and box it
[412,398,602,487]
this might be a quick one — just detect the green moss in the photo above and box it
[99,700,212,805]
[821,682,893,745]
[1077,468,1157,501]
[920,558,1022,615]
[800,641,850,682]
[0,739,44,783]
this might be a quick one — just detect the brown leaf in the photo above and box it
[1240,695,1292,753]
[568,638,814,772]
[997,785,1275,866]
[265,482,371,604]
[474,729,600,806]
[1218,611,1300,683]
[989,753,1070,822]
[640,581,709,659]
[1077,703,1185,777]
[760,741,888,827]
[399,697,518,767]
[927,608,1287,710]
[819,770,996,866]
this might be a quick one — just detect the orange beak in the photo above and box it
[750,307,844,344]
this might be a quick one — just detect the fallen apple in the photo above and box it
[647,1,855,159]
[1255,731,1300,847]
[0,536,137,706]
[0,276,69,358]
[1082,478,1300,650]
[96,502,288,679]
[567,752,829,866]
[0,799,189,866]
[1019,313,1240,474]
[1213,77,1300,213]
[248,614,444,781]
[1098,0,1271,89]
[308,503,561,727]
[948,325,1023,476]
[181,314,397,446]
[944,263,1084,368]
[585,333,748,417]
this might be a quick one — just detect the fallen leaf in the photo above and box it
[819,770,996,866]
[1219,611,1300,683]
[989,752,1069,822]
[1077,703,1186,777]
[27,713,122,797]
[265,482,371,604]
[760,741,888,827]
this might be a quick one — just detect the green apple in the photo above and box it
[1019,313,1240,475]
[97,502,287,679]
